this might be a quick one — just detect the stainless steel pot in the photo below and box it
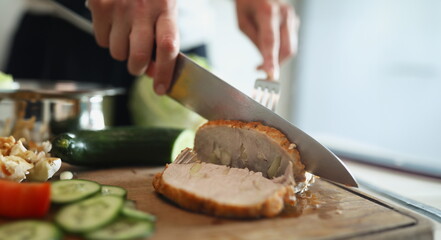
[0,80,124,142]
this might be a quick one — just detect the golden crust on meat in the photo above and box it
[199,120,305,182]
[152,166,288,218]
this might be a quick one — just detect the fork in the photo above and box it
[252,79,280,111]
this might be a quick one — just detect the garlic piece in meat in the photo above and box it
[267,156,282,179]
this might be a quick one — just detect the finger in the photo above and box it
[153,10,179,95]
[257,1,280,79]
[109,1,131,61]
[146,61,156,78]
[88,0,113,48]
[279,3,297,63]
[236,7,258,47]
[127,4,155,76]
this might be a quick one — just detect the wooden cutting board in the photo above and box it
[1,164,434,240]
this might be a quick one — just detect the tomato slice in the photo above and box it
[0,180,51,219]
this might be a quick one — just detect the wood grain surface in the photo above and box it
[1,164,434,239]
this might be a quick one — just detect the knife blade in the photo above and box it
[168,53,358,187]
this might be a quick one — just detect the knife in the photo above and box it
[168,53,358,187]
[51,1,357,187]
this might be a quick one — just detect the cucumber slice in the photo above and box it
[122,207,156,222]
[55,195,124,234]
[171,129,195,162]
[101,185,127,198]
[51,179,101,204]
[0,220,62,240]
[85,218,154,240]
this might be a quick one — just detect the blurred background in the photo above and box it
[291,0,441,179]
[0,0,440,178]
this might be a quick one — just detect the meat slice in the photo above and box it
[194,120,305,183]
[153,149,295,218]
[153,120,307,218]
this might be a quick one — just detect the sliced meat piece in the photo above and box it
[153,149,295,218]
[153,120,309,218]
[194,120,306,183]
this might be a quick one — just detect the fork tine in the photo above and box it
[256,87,265,104]
[270,91,280,111]
[252,85,261,101]
[251,86,258,100]
[264,89,272,108]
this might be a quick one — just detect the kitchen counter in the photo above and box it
[343,160,441,238]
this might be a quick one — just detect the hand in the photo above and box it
[235,0,299,80]
[87,0,179,95]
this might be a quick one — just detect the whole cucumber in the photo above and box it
[50,127,194,167]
